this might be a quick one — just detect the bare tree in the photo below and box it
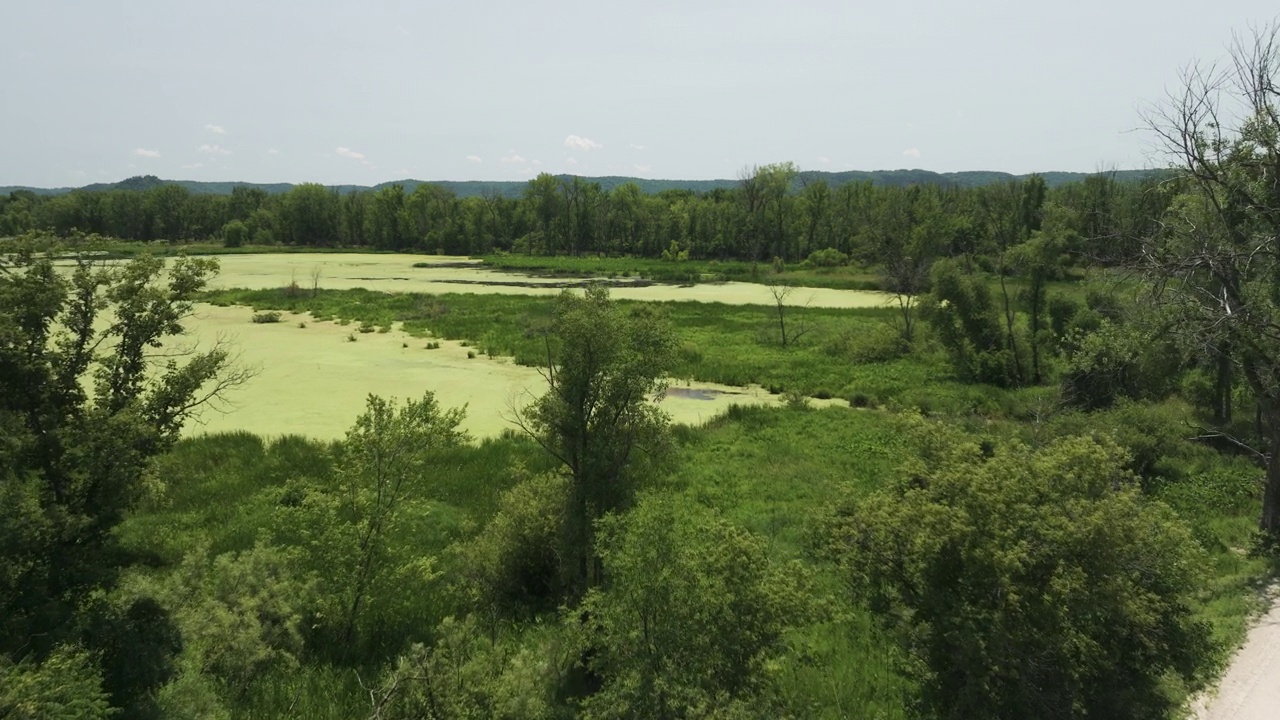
[766,282,813,348]
[1140,22,1280,534]
[310,263,322,297]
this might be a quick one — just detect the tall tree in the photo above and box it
[1,239,248,711]
[1142,22,1280,534]
[516,287,675,594]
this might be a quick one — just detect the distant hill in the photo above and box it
[1,168,1170,199]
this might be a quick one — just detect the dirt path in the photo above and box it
[1192,588,1280,720]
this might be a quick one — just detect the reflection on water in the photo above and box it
[666,386,741,401]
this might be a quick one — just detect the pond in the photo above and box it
[203,253,893,309]
[178,304,818,441]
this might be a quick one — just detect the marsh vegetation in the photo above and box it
[6,25,1280,719]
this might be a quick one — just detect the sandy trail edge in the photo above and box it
[1191,586,1280,720]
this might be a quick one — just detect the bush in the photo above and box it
[826,422,1214,720]
[0,645,115,719]
[805,247,849,268]
[578,498,818,718]
[1061,321,1178,410]
[450,473,571,625]
[221,220,248,249]
[251,311,282,324]
[120,543,317,703]
[369,616,557,720]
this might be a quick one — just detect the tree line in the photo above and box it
[2,166,1175,266]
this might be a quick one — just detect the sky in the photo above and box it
[3,0,1277,187]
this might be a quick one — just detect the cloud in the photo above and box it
[532,159,542,166]
[198,144,231,156]
[180,162,204,169]
[133,148,161,158]
[336,147,374,167]
[500,153,526,164]
[565,157,578,165]
[466,155,482,163]
[902,147,922,158]
[205,124,226,134]
[629,143,646,151]
[564,135,602,151]
[816,156,831,164]
[634,164,652,173]
[267,148,279,155]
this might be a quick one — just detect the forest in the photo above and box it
[1,164,1166,267]
[4,26,1280,720]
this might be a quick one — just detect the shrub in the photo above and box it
[805,247,849,268]
[451,473,571,624]
[369,616,556,720]
[251,311,282,324]
[578,498,817,719]
[826,424,1214,720]
[221,220,248,249]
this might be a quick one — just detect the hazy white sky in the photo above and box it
[3,1,1276,187]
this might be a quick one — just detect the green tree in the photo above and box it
[920,257,1021,386]
[278,183,339,246]
[1007,204,1072,383]
[517,286,675,594]
[452,472,571,632]
[221,219,247,248]
[826,420,1213,720]
[306,394,467,652]
[0,240,246,711]
[577,498,816,719]
[127,543,316,709]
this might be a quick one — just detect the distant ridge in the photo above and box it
[1,168,1167,199]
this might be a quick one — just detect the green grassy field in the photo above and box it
[114,393,1271,718]
[78,259,1272,718]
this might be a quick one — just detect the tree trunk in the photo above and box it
[1215,348,1233,424]
[1263,401,1280,534]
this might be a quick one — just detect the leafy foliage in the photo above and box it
[0,242,241,713]
[281,393,466,655]
[0,645,115,720]
[577,497,819,719]
[826,419,1215,720]
[519,286,675,592]
[369,615,560,720]
[451,471,571,627]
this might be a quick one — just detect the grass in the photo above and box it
[65,239,411,259]
[204,286,925,397]
[204,285,1074,421]
[115,395,1274,718]
[120,270,1275,717]
[478,252,886,290]
[119,404,917,718]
